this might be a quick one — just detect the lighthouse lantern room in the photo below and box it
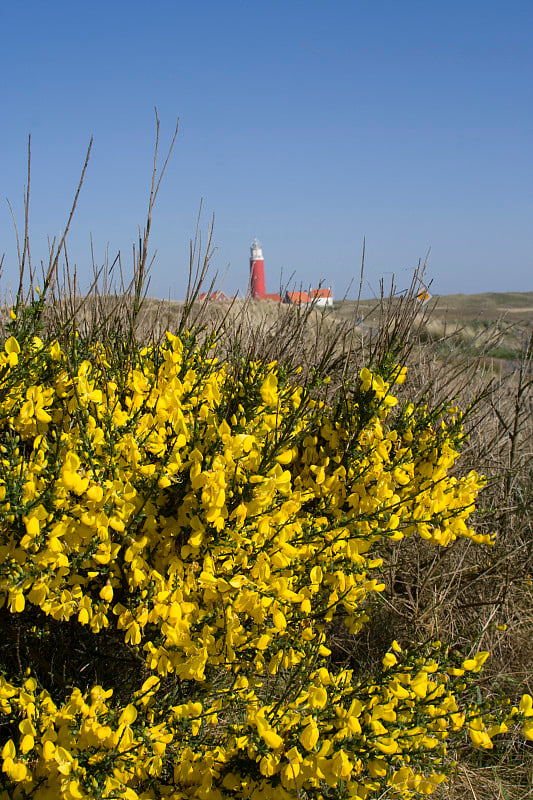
[249,237,266,299]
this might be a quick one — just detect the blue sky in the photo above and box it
[1,0,531,300]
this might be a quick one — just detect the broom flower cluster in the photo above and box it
[0,313,529,799]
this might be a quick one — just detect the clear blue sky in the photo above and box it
[1,0,531,300]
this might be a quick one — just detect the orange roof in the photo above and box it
[310,288,332,299]
[197,290,229,302]
[285,291,310,304]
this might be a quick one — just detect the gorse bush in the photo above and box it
[1,298,532,800]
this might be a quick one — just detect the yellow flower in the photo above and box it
[374,737,398,755]
[308,686,328,709]
[410,671,428,698]
[519,694,533,717]
[468,717,493,749]
[260,372,278,407]
[256,712,283,749]
[4,336,20,366]
[99,583,114,603]
[382,652,398,669]
[299,719,319,751]
[2,758,27,782]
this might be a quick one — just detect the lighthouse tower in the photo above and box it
[249,238,266,299]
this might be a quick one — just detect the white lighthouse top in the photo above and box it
[250,238,263,260]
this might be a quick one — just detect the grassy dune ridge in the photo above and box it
[109,289,533,361]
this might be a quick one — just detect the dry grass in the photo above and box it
[447,761,533,800]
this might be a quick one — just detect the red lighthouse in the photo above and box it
[249,238,266,299]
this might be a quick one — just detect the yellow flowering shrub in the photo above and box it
[0,312,529,799]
